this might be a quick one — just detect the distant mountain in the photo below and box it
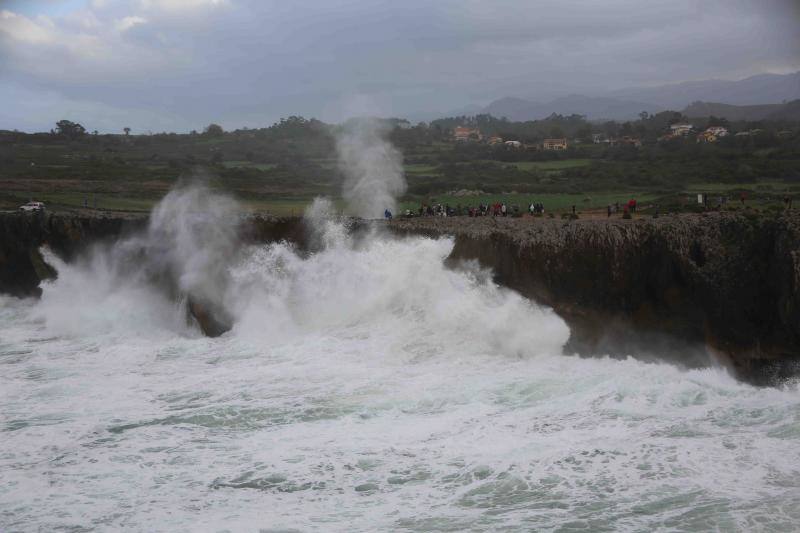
[480,94,661,121]
[443,103,485,118]
[683,101,782,121]
[547,95,662,120]
[683,99,800,122]
[480,97,541,121]
[417,71,800,123]
[405,104,483,123]
[609,72,800,110]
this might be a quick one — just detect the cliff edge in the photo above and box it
[0,211,145,298]
[3,210,798,384]
[390,212,800,384]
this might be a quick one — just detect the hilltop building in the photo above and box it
[734,129,764,137]
[612,136,642,147]
[697,126,729,143]
[453,126,482,142]
[669,123,694,136]
[543,138,568,150]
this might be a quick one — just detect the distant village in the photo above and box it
[449,123,784,150]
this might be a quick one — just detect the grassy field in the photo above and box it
[240,196,339,216]
[399,159,593,178]
[2,184,793,217]
[221,161,278,171]
[3,191,159,212]
[2,189,326,216]
[502,159,592,171]
[403,163,441,175]
[684,181,800,193]
[2,127,797,216]
[398,191,660,214]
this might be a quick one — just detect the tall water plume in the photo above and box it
[145,184,239,312]
[335,118,407,218]
[36,183,241,336]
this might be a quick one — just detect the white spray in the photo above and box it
[36,184,241,336]
[143,184,240,309]
[335,118,407,218]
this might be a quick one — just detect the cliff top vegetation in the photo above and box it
[1,112,799,216]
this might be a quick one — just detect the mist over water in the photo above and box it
[336,118,406,218]
[2,171,800,530]
[30,185,241,339]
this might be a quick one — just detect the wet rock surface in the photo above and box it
[3,210,799,383]
[389,213,800,384]
[0,211,144,297]
[0,212,306,297]
[0,212,305,337]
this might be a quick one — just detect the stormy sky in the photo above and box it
[1,0,798,132]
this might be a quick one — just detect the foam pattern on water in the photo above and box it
[1,217,799,532]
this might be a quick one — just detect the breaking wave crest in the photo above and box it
[33,188,570,360]
[3,188,799,532]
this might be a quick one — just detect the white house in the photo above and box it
[670,124,694,136]
[706,126,729,137]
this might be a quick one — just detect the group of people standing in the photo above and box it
[606,199,638,217]
[389,198,646,220]
[407,201,543,218]
[387,192,795,222]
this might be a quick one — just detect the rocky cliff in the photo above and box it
[0,211,315,297]
[0,212,309,336]
[389,213,800,385]
[0,211,146,298]
[3,210,798,384]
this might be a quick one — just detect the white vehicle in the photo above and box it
[19,201,45,212]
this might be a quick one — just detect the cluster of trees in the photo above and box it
[593,111,744,143]
[430,113,587,142]
[52,120,87,139]
[2,111,797,200]
[29,109,799,152]
[427,110,800,148]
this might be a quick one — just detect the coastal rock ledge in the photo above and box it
[389,213,800,385]
[0,212,304,336]
[2,211,798,384]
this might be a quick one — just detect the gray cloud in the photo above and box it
[1,0,798,132]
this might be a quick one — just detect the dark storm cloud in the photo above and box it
[1,0,798,132]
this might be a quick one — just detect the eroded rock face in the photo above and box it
[389,213,800,384]
[187,297,233,337]
[0,212,143,297]
[0,212,305,338]
[4,210,799,383]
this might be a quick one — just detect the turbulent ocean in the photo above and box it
[2,191,800,532]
